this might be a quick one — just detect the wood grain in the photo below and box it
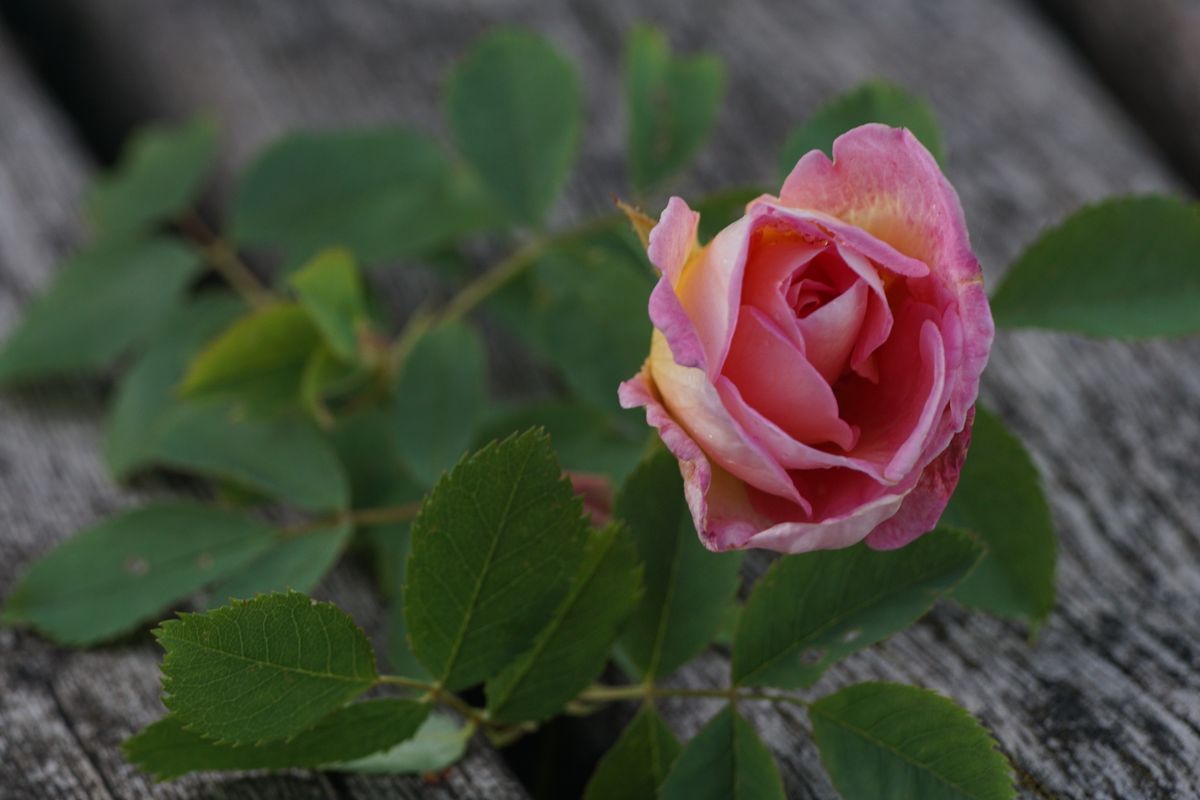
[1038,0,1200,189]
[3,0,1199,798]
[0,24,528,800]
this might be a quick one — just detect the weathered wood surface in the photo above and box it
[1038,0,1200,189]
[3,0,1200,798]
[0,26,530,800]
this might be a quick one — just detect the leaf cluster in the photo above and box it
[4,19,1194,798]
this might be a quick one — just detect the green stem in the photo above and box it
[278,501,422,538]
[386,214,619,378]
[181,211,274,308]
[576,683,810,708]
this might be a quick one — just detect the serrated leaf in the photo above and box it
[490,220,654,414]
[158,592,378,743]
[779,81,944,179]
[944,407,1056,627]
[616,449,743,680]
[288,248,370,362]
[733,528,983,689]
[87,116,217,236]
[337,712,471,775]
[152,403,349,512]
[811,682,1015,800]
[447,28,581,225]
[476,400,647,485]
[232,128,492,267]
[391,321,487,488]
[992,195,1200,336]
[124,699,427,780]
[405,429,590,691]
[3,505,275,645]
[105,292,245,478]
[659,705,786,800]
[206,524,351,607]
[583,706,680,800]
[487,524,642,723]
[0,238,201,383]
[625,25,725,193]
[181,303,321,414]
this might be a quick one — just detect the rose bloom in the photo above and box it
[620,124,993,554]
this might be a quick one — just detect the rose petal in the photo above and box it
[741,236,825,351]
[779,124,962,275]
[723,305,856,450]
[648,196,700,285]
[649,276,707,370]
[865,410,974,550]
[645,330,808,507]
[618,365,799,553]
[674,215,754,377]
[716,376,890,483]
[796,278,869,383]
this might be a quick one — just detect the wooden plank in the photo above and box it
[9,0,1200,797]
[0,24,528,800]
[1038,0,1200,188]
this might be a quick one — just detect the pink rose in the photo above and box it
[619,124,993,554]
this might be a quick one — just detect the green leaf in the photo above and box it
[487,524,643,723]
[0,238,201,383]
[180,303,321,414]
[811,682,1015,800]
[778,80,944,179]
[232,128,492,267]
[157,592,378,743]
[583,706,680,800]
[732,528,983,689]
[992,195,1200,336]
[105,292,245,478]
[124,699,427,780]
[477,400,647,485]
[288,248,370,362]
[616,449,743,680]
[405,429,590,691]
[337,712,471,775]
[207,524,351,607]
[490,220,654,414]
[87,116,217,236]
[659,705,786,800]
[391,321,487,488]
[625,25,725,193]
[447,28,581,225]
[944,407,1056,627]
[3,505,275,645]
[152,404,349,512]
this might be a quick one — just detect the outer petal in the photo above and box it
[674,215,754,376]
[646,331,809,509]
[865,409,975,550]
[739,489,909,554]
[618,365,804,553]
[648,196,700,285]
[779,124,967,277]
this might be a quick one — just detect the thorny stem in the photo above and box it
[386,214,619,378]
[373,674,813,749]
[278,501,423,538]
[180,211,274,308]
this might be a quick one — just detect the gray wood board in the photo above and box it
[1038,0,1200,189]
[6,0,1200,798]
[0,24,529,800]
